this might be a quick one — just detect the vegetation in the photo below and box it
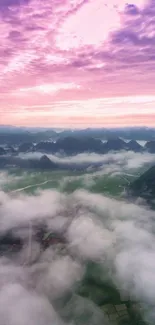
[1,169,138,197]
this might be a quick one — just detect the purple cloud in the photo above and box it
[0,0,30,7]
[0,0,155,103]
[125,4,140,15]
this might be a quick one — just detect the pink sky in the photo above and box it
[0,0,155,128]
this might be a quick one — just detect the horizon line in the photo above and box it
[0,124,155,130]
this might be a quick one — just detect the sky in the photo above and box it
[0,0,155,128]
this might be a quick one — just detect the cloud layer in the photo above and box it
[19,150,155,171]
[0,187,155,324]
[1,0,155,126]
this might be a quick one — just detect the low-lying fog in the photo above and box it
[0,185,155,324]
[18,150,155,171]
[0,149,155,325]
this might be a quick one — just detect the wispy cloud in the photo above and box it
[0,0,155,126]
[19,150,155,171]
[0,186,155,323]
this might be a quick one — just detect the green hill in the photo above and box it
[129,165,155,205]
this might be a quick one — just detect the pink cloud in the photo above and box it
[2,113,155,128]
[0,0,155,127]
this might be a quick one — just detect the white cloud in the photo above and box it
[19,150,155,171]
[0,170,155,324]
[19,83,81,94]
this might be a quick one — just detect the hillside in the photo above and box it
[145,141,155,153]
[129,165,155,204]
[127,140,143,152]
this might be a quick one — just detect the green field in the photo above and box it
[0,167,143,197]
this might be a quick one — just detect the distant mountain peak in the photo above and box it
[40,155,51,162]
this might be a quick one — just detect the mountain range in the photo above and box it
[1,137,155,156]
[0,126,155,145]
